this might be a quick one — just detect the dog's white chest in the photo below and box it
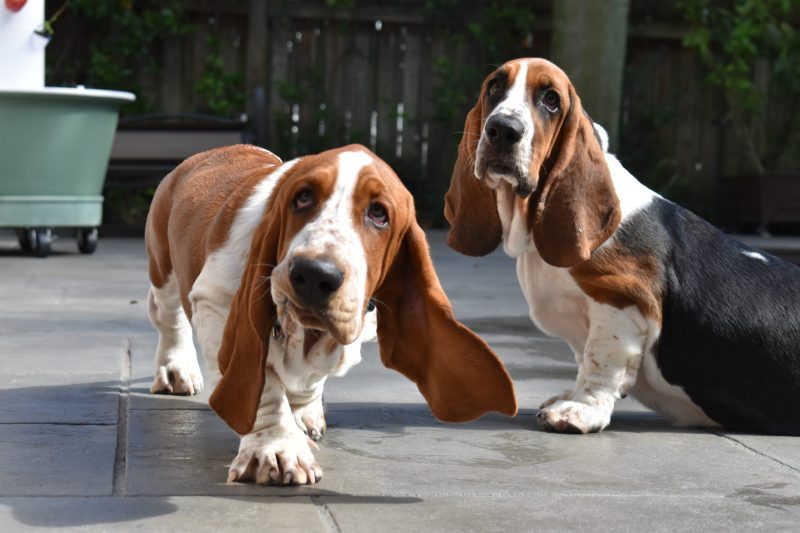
[516,252,589,349]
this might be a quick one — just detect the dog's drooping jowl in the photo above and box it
[145,144,516,485]
[445,57,800,435]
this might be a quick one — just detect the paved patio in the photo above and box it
[1,229,799,532]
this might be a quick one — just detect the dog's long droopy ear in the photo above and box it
[530,85,621,268]
[374,222,517,422]
[444,103,503,256]
[209,206,283,435]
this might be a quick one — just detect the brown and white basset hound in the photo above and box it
[445,57,800,435]
[144,144,516,485]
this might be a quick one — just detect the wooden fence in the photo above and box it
[153,0,516,223]
[83,0,800,227]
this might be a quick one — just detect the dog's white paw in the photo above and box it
[150,360,203,395]
[537,400,611,434]
[292,397,327,442]
[227,430,322,486]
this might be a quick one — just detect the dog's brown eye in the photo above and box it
[293,188,314,211]
[367,203,388,228]
[487,79,501,98]
[543,90,560,113]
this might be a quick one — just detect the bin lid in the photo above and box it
[0,86,135,104]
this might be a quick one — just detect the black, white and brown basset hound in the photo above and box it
[445,57,800,435]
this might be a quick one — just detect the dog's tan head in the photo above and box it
[445,58,620,267]
[211,145,517,434]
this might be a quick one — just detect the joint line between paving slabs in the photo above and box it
[311,496,342,533]
[715,432,800,474]
[112,338,132,496]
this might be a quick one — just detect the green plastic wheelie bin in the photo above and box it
[0,87,134,256]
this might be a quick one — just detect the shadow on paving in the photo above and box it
[4,494,423,529]
[324,404,688,436]
[0,375,693,435]
[460,315,539,335]
[4,498,180,529]
[125,380,684,435]
[0,375,686,435]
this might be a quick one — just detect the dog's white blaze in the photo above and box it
[496,61,530,118]
[476,62,533,186]
[331,151,371,329]
[285,150,371,337]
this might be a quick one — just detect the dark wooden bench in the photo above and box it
[102,114,250,234]
[106,113,250,189]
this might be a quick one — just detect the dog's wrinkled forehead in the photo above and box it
[280,145,411,280]
[282,150,365,263]
[483,58,572,116]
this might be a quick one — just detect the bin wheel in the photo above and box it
[31,228,52,258]
[77,228,98,254]
[16,228,33,252]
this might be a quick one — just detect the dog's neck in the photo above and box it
[495,182,535,257]
[267,309,377,400]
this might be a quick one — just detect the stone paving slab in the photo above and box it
[0,329,126,376]
[325,493,800,533]
[0,424,117,497]
[314,411,800,500]
[124,408,237,496]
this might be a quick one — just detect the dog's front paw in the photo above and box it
[151,360,203,395]
[537,400,611,434]
[292,397,326,442]
[227,430,322,486]
[539,389,574,409]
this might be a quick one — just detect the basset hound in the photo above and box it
[445,57,800,436]
[145,144,516,485]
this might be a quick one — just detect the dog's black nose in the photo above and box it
[485,115,524,151]
[289,257,344,306]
